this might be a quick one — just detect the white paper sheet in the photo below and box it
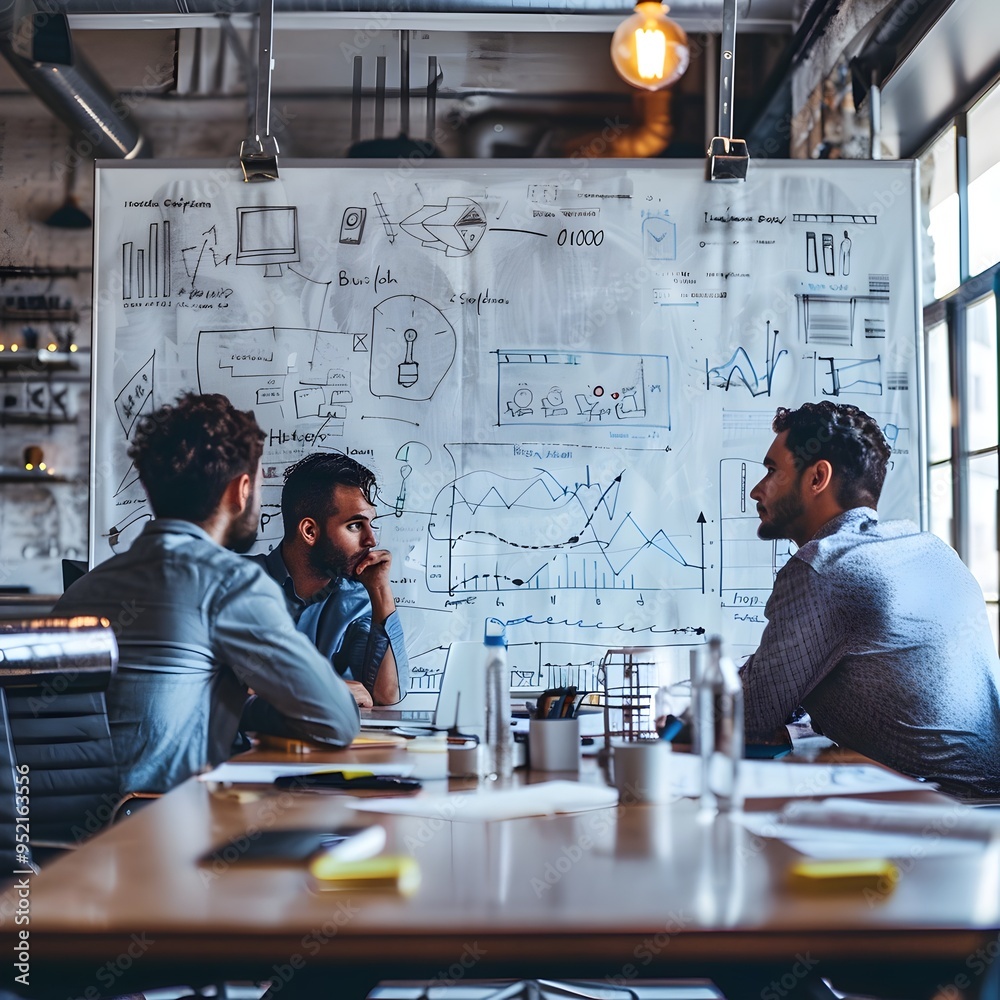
[736,810,989,859]
[200,761,416,783]
[665,753,926,798]
[348,780,619,821]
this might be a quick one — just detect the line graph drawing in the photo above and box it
[815,353,883,396]
[706,321,786,397]
[426,449,702,594]
[719,457,794,607]
[496,350,670,429]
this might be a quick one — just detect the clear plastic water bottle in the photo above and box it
[694,636,744,813]
[484,621,513,781]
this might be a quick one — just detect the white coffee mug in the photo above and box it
[611,738,672,804]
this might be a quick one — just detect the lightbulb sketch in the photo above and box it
[370,296,456,401]
[399,329,419,387]
[395,465,411,517]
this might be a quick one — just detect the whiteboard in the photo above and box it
[92,159,923,695]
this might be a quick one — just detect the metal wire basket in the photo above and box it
[597,646,673,752]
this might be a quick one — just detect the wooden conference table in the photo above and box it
[4,741,1000,1000]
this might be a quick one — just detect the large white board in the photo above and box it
[92,159,923,695]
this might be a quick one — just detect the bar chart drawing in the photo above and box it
[122,222,171,300]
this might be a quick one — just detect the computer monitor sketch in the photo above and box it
[235,206,300,277]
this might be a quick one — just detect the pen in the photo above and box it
[659,715,684,742]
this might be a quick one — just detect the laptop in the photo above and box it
[360,641,485,733]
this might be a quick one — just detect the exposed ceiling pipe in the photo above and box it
[585,90,675,158]
[0,5,148,159]
[50,0,749,17]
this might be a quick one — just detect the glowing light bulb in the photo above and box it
[47,343,57,352]
[25,463,33,471]
[635,27,667,80]
[38,462,47,471]
[69,344,78,353]
[610,2,689,91]
[10,344,17,352]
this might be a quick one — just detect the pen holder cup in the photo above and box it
[448,740,484,778]
[610,739,672,805]
[528,717,581,772]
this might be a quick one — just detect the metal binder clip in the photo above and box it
[706,0,750,182]
[240,135,280,183]
[239,0,280,182]
[707,136,750,182]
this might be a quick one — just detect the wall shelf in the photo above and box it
[0,414,78,427]
[0,469,73,484]
[0,307,80,323]
[0,351,80,372]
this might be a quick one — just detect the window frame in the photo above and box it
[921,87,1000,646]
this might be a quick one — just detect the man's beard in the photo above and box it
[226,502,259,554]
[308,529,356,582]
[756,488,805,541]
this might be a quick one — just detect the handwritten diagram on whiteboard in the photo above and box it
[92,160,922,688]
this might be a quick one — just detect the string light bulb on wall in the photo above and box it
[610,2,689,91]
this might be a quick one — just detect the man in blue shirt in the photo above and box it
[55,393,360,793]
[741,400,1000,798]
[250,453,408,706]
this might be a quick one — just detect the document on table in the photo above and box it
[349,780,619,822]
[668,753,926,798]
[200,761,416,783]
[737,798,1000,859]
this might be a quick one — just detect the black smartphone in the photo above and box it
[273,773,422,792]
[199,825,386,866]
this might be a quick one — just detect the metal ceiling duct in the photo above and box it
[0,6,148,159]
[46,0,748,16]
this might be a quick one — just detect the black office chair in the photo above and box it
[0,618,121,860]
[0,685,32,879]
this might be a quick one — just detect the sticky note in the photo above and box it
[309,855,421,895]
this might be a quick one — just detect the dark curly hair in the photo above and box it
[772,401,891,508]
[281,452,378,539]
[128,392,265,522]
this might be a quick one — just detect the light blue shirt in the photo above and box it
[741,508,1000,799]
[249,546,409,699]
[54,520,360,794]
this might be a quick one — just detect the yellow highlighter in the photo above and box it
[788,858,898,892]
[309,854,421,895]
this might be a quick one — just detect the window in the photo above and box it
[922,78,1000,650]
[968,81,1000,279]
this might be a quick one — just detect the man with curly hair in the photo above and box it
[249,452,408,707]
[741,400,1000,798]
[55,393,360,793]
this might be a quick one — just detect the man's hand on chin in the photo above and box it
[346,680,374,709]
